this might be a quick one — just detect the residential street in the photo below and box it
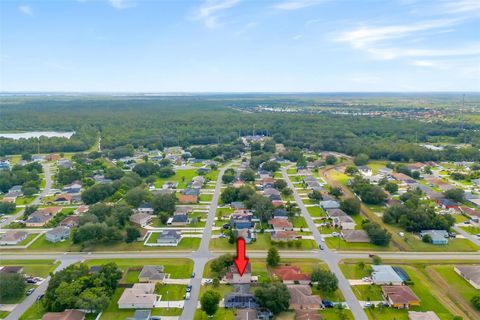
[281,166,368,320]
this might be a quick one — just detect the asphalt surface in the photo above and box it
[0,163,52,228]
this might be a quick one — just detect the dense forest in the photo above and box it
[0,95,479,161]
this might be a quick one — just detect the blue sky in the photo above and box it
[1,0,479,92]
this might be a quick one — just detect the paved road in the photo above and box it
[454,225,480,247]
[281,166,368,320]
[1,163,52,228]
[180,164,231,320]
[5,257,79,320]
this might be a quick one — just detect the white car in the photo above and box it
[204,279,213,284]
[362,277,371,282]
[331,232,340,237]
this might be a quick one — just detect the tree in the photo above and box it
[76,287,110,313]
[210,254,234,278]
[0,202,16,214]
[0,273,26,301]
[222,172,235,184]
[81,183,115,204]
[21,153,32,161]
[471,295,480,311]
[133,162,160,177]
[345,166,358,175]
[221,186,239,204]
[125,187,151,207]
[255,283,290,315]
[372,255,382,265]
[363,222,391,246]
[325,155,336,165]
[245,194,274,222]
[340,198,361,216]
[422,234,432,243]
[273,179,287,191]
[126,226,141,243]
[281,188,293,197]
[384,182,398,194]
[267,247,280,267]
[329,187,343,198]
[354,153,369,166]
[104,167,124,180]
[444,188,465,202]
[152,193,176,214]
[262,161,280,172]
[158,166,175,178]
[311,267,338,293]
[240,168,256,182]
[308,190,323,201]
[201,290,221,317]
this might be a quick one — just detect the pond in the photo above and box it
[0,131,75,140]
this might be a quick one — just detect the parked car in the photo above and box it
[186,285,192,292]
[191,272,196,278]
[36,294,44,301]
[362,277,371,282]
[26,277,37,284]
[331,232,340,237]
[319,245,324,250]
[26,288,35,296]
[185,292,191,300]
[448,232,456,238]
[223,224,230,230]
[219,233,226,238]
[322,300,334,308]
[204,279,213,284]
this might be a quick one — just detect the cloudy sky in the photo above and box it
[1,0,479,92]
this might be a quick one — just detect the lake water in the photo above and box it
[0,131,75,140]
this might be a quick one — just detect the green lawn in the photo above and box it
[0,259,59,277]
[156,284,187,300]
[290,216,307,228]
[146,233,201,250]
[154,168,198,189]
[319,308,355,320]
[216,207,234,217]
[194,308,235,320]
[318,226,341,234]
[209,233,316,251]
[17,233,39,245]
[460,226,480,235]
[405,237,480,252]
[85,258,193,278]
[123,270,140,283]
[28,234,78,251]
[19,302,46,320]
[325,237,396,251]
[351,284,383,301]
[15,196,36,205]
[306,206,325,217]
[339,262,371,279]
[433,265,480,307]
[199,193,213,202]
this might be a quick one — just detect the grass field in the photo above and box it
[209,233,317,251]
[325,237,396,251]
[306,206,325,217]
[156,284,187,300]
[0,259,59,277]
[154,168,198,189]
[85,258,194,278]
[460,226,480,235]
[146,233,201,250]
[194,308,235,320]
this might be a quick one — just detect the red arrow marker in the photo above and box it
[234,237,249,277]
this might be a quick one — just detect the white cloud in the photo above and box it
[108,0,135,10]
[335,19,458,49]
[441,0,480,14]
[273,0,324,11]
[18,5,33,16]
[196,0,241,28]
[365,43,480,60]
[292,34,303,40]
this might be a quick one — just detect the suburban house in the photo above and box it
[342,229,370,243]
[420,230,449,245]
[235,309,257,320]
[272,208,289,219]
[0,230,28,245]
[224,285,257,309]
[271,230,298,242]
[454,265,480,289]
[178,188,199,203]
[191,176,205,189]
[236,229,255,244]
[231,202,246,210]
[53,193,74,204]
[62,181,82,194]
[371,265,404,285]
[169,214,188,226]
[137,202,154,214]
[268,218,293,231]
[7,185,23,197]
[175,206,193,216]
[118,283,157,309]
[326,208,347,218]
[333,215,356,230]
[162,181,177,189]
[358,166,373,177]
[263,188,281,197]
[273,266,310,285]
[46,227,70,243]
[270,194,283,207]
[42,310,86,320]
[129,213,153,228]
[320,200,340,210]
[408,311,440,320]
[436,198,460,211]
[406,163,425,172]
[156,230,182,246]
[25,207,62,227]
[223,263,252,284]
[382,285,420,308]
[138,266,165,283]
[74,205,89,215]
[287,285,322,310]
[230,210,254,229]
[59,215,80,228]
[0,266,24,274]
